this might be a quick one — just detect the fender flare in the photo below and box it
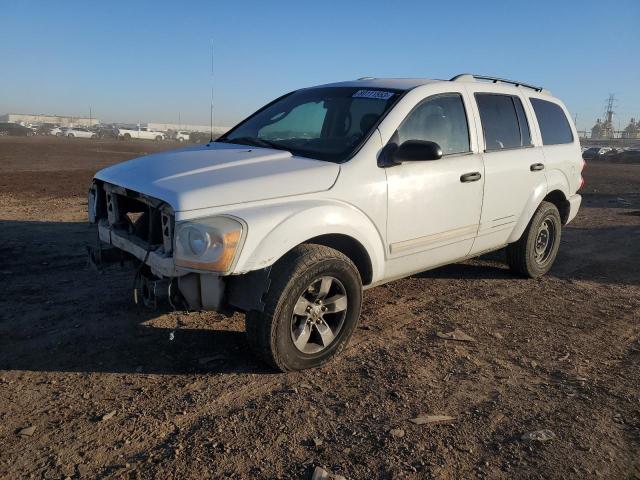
[507,170,570,243]
[231,199,386,284]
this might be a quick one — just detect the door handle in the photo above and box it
[530,163,545,171]
[460,172,482,183]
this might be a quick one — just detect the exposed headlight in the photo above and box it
[174,216,245,274]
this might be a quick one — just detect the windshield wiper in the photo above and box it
[224,136,287,151]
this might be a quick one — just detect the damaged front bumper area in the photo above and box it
[87,181,253,312]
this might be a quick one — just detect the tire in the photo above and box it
[506,201,562,278]
[155,135,162,141]
[123,133,131,140]
[91,134,96,139]
[67,133,74,138]
[245,244,363,372]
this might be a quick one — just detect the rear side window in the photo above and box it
[530,98,574,145]
[396,93,470,155]
[475,93,532,150]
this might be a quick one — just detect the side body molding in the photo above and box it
[228,199,387,284]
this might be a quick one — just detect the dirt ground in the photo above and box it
[0,136,638,479]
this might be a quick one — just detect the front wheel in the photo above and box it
[507,201,562,278]
[245,244,362,371]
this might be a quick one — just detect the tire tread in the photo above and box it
[245,244,358,371]
[506,201,561,278]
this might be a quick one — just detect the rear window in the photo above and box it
[475,94,532,150]
[530,98,574,145]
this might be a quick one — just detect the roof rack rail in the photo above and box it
[450,73,544,93]
[357,76,376,80]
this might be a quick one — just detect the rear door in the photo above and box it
[466,90,547,254]
[528,97,582,194]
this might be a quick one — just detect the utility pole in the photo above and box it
[89,106,92,127]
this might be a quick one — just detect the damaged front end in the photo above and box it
[87,180,255,312]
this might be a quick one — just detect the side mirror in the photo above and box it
[392,140,443,164]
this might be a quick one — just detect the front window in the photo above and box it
[394,93,470,155]
[218,87,402,162]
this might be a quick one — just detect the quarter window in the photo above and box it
[395,93,470,155]
[530,98,574,145]
[475,94,532,150]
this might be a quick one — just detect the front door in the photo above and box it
[385,92,484,277]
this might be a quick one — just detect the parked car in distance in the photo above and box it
[602,148,625,161]
[175,131,191,142]
[93,125,119,140]
[619,149,640,162]
[50,126,67,136]
[118,126,165,141]
[189,131,213,143]
[582,147,604,160]
[0,122,33,136]
[65,127,96,139]
[89,74,584,371]
[34,123,58,136]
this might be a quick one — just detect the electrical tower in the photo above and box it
[603,94,616,124]
[601,94,617,138]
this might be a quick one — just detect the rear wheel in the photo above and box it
[67,133,74,138]
[507,201,561,278]
[245,244,362,371]
[155,135,162,141]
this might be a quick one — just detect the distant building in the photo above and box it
[591,118,615,139]
[622,118,640,139]
[0,113,99,127]
[145,122,229,134]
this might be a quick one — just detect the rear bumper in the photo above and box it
[566,194,581,224]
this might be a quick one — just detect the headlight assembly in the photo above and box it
[174,216,245,274]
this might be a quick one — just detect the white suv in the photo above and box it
[88,74,583,371]
[175,131,191,142]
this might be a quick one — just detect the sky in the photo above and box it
[1,1,639,131]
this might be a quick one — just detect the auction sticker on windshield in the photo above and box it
[352,90,395,100]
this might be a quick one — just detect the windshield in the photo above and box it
[218,87,402,162]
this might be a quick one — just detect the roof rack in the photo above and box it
[450,73,545,93]
[357,77,376,80]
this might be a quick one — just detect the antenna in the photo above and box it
[209,39,214,143]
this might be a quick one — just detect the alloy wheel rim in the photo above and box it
[290,276,348,354]
[534,218,555,264]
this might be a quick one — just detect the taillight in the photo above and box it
[578,158,586,190]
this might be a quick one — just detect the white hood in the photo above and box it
[94,142,340,211]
